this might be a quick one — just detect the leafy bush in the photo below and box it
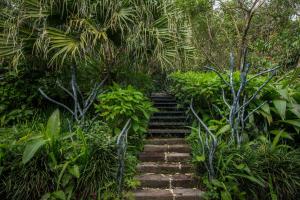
[95,84,157,151]
[0,69,68,126]
[168,71,300,138]
[172,70,300,199]
[0,70,36,126]
[168,71,274,107]
[187,130,300,200]
[0,110,133,200]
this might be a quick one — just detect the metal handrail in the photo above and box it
[116,119,132,196]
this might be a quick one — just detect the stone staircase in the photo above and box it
[133,92,203,200]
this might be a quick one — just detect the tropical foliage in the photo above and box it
[0,0,194,72]
[95,84,157,151]
[0,0,299,199]
[169,70,300,199]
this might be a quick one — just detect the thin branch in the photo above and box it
[39,88,75,116]
[71,65,80,121]
[247,66,280,82]
[190,100,217,145]
[212,104,229,123]
[56,81,75,99]
[244,100,267,122]
[222,88,231,109]
[84,75,108,108]
[82,75,108,115]
[237,72,275,113]
[204,66,230,86]
[229,53,236,99]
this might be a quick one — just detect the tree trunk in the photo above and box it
[237,12,254,71]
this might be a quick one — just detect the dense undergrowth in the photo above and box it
[0,84,155,199]
[0,0,299,199]
[168,71,300,200]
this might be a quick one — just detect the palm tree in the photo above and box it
[0,0,195,72]
[0,0,195,122]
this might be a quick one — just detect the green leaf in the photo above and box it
[196,155,205,162]
[22,138,46,164]
[217,124,231,135]
[41,193,51,200]
[280,119,300,127]
[68,165,80,178]
[271,130,293,140]
[46,109,61,141]
[221,191,232,200]
[273,100,287,120]
[261,103,271,115]
[278,88,289,100]
[289,103,300,118]
[235,163,246,170]
[211,179,225,189]
[132,115,139,122]
[52,190,66,200]
[232,174,265,187]
[271,131,282,149]
[132,122,139,132]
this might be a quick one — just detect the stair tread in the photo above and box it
[137,162,193,173]
[144,144,189,148]
[149,122,186,126]
[154,111,185,115]
[134,188,204,199]
[136,173,196,189]
[139,152,191,162]
[146,138,186,145]
[152,99,176,102]
[148,128,190,133]
[139,152,190,156]
[138,162,192,167]
[151,93,172,97]
[156,107,184,110]
[136,173,194,180]
[151,116,186,119]
[143,144,190,153]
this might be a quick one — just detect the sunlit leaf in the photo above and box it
[22,138,46,164]
[273,100,287,120]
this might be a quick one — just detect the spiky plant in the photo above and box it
[0,0,195,72]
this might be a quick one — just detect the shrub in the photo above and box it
[169,71,300,139]
[0,110,127,200]
[168,71,274,107]
[95,84,157,151]
[187,131,300,200]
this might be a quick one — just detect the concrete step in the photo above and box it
[152,98,177,102]
[146,138,186,145]
[149,122,186,129]
[154,102,178,107]
[139,152,190,162]
[156,107,185,111]
[153,111,185,116]
[137,162,193,174]
[136,174,196,189]
[143,144,190,153]
[151,93,172,98]
[148,129,190,136]
[133,188,204,200]
[150,116,186,122]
